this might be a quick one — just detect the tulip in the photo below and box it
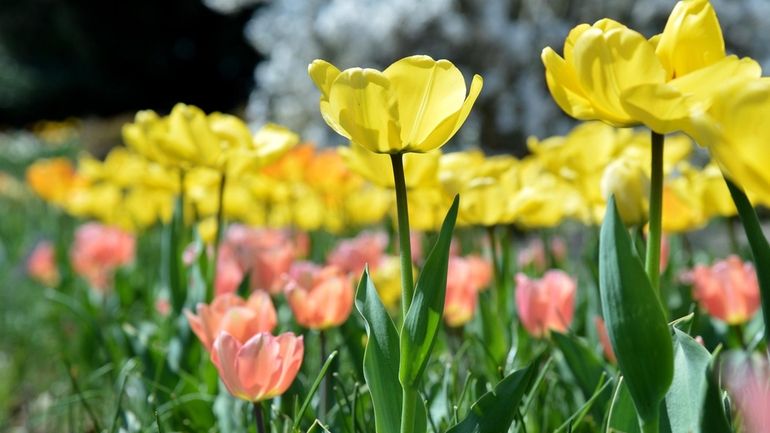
[443,255,493,327]
[515,270,577,338]
[284,262,354,330]
[687,255,760,325]
[70,223,135,291]
[594,317,617,363]
[722,353,770,433]
[327,231,388,275]
[185,291,277,352]
[690,78,770,199]
[212,331,304,402]
[26,157,81,206]
[309,55,482,154]
[27,241,59,287]
[600,156,650,226]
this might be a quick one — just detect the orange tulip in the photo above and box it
[284,262,354,330]
[515,270,576,338]
[443,255,493,327]
[26,157,82,205]
[27,240,59,286]
[185,291,278,352]
[687,255,760,324]
[213,331,304,402]
[70,223,135,291]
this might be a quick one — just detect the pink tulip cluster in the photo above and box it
[70,223,135,291]
[327,231,389,275]
[443,255,493,327]
[215,225,303,296]
[186,291,303,402]
[27,240,59,286]
[684,255,760,325]
[515,270,577,338]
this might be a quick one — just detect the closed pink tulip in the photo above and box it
[70,223,135,291]
[213,331,304,402]
[327,231,388,275]
[723,354,770,433]
[284,262,354,329]
[27,240,59,286]
[214,247,246,296]
[515,270,576,338]
[185,291,277,352]
[688,255,760,325]
[444,255,493,327]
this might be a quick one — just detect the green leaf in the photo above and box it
[292,350,339,432]
[599,196,674,426]
[725,178,770,344]
[354,268,402,433]
[665,329,711,433]
[699,359,733,433]
[446,354,543,433]
[607,378,642,433]
[552,331,611,419]
[399,195,459,387]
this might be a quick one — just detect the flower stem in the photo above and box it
[390,154,415,317]
[400,386,417,433]
[640,411,659,433]
[645,131,664,295]
[319,330,328,420]
[253,401,267,433]
[208,172,227,301]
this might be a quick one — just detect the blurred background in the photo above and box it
[3,0,770,155]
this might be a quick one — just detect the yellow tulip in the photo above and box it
[600,156,650,225]
[541,19,666,127]
[338,142,440,189]
[690,77,770,199]
[661,178,706,233]
[309,55,483,154]
[227,123,299,176]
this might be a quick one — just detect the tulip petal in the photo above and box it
[384,55,467,150]
[237,333,280,399]
[326,68,403,153]
[308,59,341,100]
[572,26,666,126]
[541,47,596,120]
[655,0,725,79]
[214,332,248,398]
[621,83,692,135]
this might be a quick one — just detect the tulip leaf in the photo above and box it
[446,353,543,433]
[699,359,733,433]
[399,195,459,387]
[551,331,611,418]
[725,178,770,344]
[355,268,402,433]
[664,329,711,433]
[599,196,674,428]
[607,378,642,433]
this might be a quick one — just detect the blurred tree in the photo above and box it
[0,0,260,125]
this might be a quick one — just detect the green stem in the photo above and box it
[400,387,417,433]
[640,412,660,433]
[319,330,328,419]
[390,154,415,318]
[645,131,665,295]
[208,172,227,301]
[253,401,267,433]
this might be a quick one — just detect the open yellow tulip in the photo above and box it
[309,55,482,154]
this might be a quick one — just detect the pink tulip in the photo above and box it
[723,354,770,433]
[444,255,493,327]
[284,262,354,329]
[517,238,547,271]
[155,297,171,317]
[515,270,576,338]
[687,255,760,325]
[213,331,304,402]
[185,291,277,352]
[327,231,388,275]
[216,225,297,294]
[594,317,616,363]
[27,240,59,286]
[70,223,135,291]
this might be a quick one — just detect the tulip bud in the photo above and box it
[515,270,577,338]
[601,158,650,226]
